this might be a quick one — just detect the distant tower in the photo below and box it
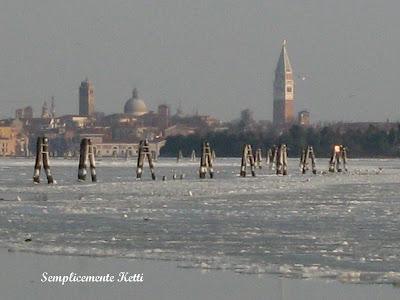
[298,110,310,126]
[50,96,56,118]
[24,106,33,119]
[157,104,170,130]
[79,78,95,116]
[41,101,50,118]
[273,40,295,128]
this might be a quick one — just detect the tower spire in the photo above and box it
[132,88,138,99]
[51,96,55,118]
[273,40,295,127]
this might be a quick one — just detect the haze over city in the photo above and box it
[1,0,399,121]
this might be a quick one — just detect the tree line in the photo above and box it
[161,124,400,158]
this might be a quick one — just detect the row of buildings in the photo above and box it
[0,80,220,157]
[0,40,310,157]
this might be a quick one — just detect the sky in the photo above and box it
[1,0,400,122]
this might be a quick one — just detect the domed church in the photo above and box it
[124,88,149,117]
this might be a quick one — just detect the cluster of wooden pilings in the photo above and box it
[78,138,97,182]
[137,139,156,180]
[241,144,289,177]
[199,142,214,179]
[329,145,348,172]
[33,136,350,184]
[300,145,317,174]
[33,137,54,184]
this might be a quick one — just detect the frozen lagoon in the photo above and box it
[0,158,400,288]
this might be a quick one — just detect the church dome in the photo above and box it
[124,89,148,116]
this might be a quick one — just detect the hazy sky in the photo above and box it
[1,0,400,122]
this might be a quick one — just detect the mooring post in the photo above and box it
[191,150,196,162]
[309,146,317,174]
[177,150,183,163]
[78,138,89,181]
[300,148,306,173]
[88,139,97,182]
[199,141,214,179]
[255,148,262,169]
[136,139,156,180]
[33,137,43,183]
[301,146,316,174]
[240,144,255,177]
[336,149,342,172]
[276,144,288,175]
[329,145,347,173]
[145,140,156,180]
[276,145,283,175]
[212,149,216,161]
[329,145,337,172]
[282,144,288,175]
[42,137,54,184]
[240,144,248,177]
[266,148,272,166]
[207,145,214,178]
[136,140,144,179]
[271,146,278,170]
[342,146,348,172]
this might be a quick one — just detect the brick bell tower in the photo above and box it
[273,40,294,128]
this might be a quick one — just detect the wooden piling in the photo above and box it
[33,137,43,183]
[266,148,272,166]
[299,148,306,173]
[199,141,214,179]
[212,150,216,161]
[276,144,288,175]
[270,146,278,170]
[329,145,348,173]
[342,146,348,172]
[136,139,156,180]
[88,139,97,182]
[191,150,196,162]
[78,138,89,181]
[309,146,317,174]
[177,150,183,163]
[240,144,256,177]
[255,148,262,169]
[42,137,54,184]
[78,138,97,182]
[300,146,317,174]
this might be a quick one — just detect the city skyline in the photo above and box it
[1,1,400,122]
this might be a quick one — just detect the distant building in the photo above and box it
[93,140,165,158]
[157,104,170,130]
[41,101,51,118]
[15,106,33,119]
[298,110,310,126]
[124,89,149,117]
[273,40,295,128]
[0,126,16,156]
[79,79,95,116]
[24,106,33,119]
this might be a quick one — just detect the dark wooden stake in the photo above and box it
[199,141,214,179]
[33,137,43,183]
[240,144,255,177]
[136,139,156,180]
[42,137,54,184]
